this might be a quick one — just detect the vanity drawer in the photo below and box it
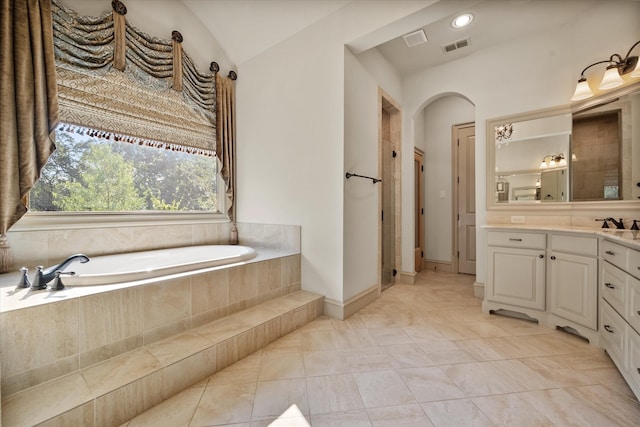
[628,274,640,333]
[601,239,629,271]
[628,248,640,280]
[550,234,597,257]
[627,329,640,393]
[601,300,626,367]
[601,261,626,315]
[487,231,546,249]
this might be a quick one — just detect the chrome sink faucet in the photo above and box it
[29,254,90,290]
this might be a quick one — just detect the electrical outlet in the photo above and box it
[511,215,525,224]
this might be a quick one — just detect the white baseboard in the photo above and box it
[323,283,381,320]
[424,260,453,272]
[473,281,484,299]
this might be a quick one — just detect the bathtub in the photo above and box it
[62,245,256,286]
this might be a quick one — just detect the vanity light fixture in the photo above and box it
[571,40,640,101]
[540,153,566,169]
[452,13,474,29]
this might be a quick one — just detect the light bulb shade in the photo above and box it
[599,65,624,90]
[631,58,640,78]
[559,158,567,166]
[540,160,547,168]
[549,159,556,167]
[571,78,593,101]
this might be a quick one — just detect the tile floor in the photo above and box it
[122,270,640,426]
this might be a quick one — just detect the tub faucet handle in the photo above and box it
[31,266,48,291]
[596,218,610,229]
[16,267,31,289]
[48,270,75,291]
[632,220,640,231]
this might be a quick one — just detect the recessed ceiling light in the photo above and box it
[452,13,474,29]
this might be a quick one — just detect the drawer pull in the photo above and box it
[509,238,522,242]
[550,256,556,260]
[604,324,614,333]
[605,250,615,256]
[605,283,616,289]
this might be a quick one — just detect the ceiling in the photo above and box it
[183,0,604,77]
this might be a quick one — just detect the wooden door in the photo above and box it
[414,149,424,272]
[455,124,476,275]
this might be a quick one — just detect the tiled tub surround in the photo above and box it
[2,290,323,426]
[4,221,300,272]
[0,223,305,404]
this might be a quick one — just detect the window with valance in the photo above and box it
[30,0,236,215]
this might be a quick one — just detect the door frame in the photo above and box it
[452,122,475,274]
[414,148,424,272]
[378,87,402,287]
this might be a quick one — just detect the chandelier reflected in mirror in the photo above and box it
[495,123,513,148]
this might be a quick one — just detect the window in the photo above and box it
[30,124,218,213]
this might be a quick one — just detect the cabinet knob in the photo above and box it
[605,283,615,289]
[539,254,544,259]
[637,310,640,316]
[550,256,556,260]
[637,368,640,375]
[605,250,615,256]
[604,324,614,333]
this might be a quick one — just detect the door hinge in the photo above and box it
[421,165,424,172]
[392,269,397,277]
[392,150,397,158]
[457,139,460,146]
[421,208,424,215]
[381,210,384,221]
[457,176,460,184]
[421,251,424,257]
[457,251,460,258]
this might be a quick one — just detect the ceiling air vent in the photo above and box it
[402,29,428,48]
[443,37,470,53]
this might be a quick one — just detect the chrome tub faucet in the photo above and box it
[28,254,90,290]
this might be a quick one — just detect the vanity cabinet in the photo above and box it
[548,234,598,330]
[599,238,640,400]
[484,228,599,341]
[486,231,546,311]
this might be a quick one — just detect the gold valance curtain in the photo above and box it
[51,0,217,155]
[216,74,236,220]
[0,0,59,272]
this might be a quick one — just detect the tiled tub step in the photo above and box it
[2,290,324,427]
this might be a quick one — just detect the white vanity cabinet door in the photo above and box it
[549,251,597,329]
[626,329,640,395]
[601,300,627,367]
[628,273,640,333]
[487,246,546,310]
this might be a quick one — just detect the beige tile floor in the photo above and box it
[122,270,640,426]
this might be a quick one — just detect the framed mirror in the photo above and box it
[486,81,640,210]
